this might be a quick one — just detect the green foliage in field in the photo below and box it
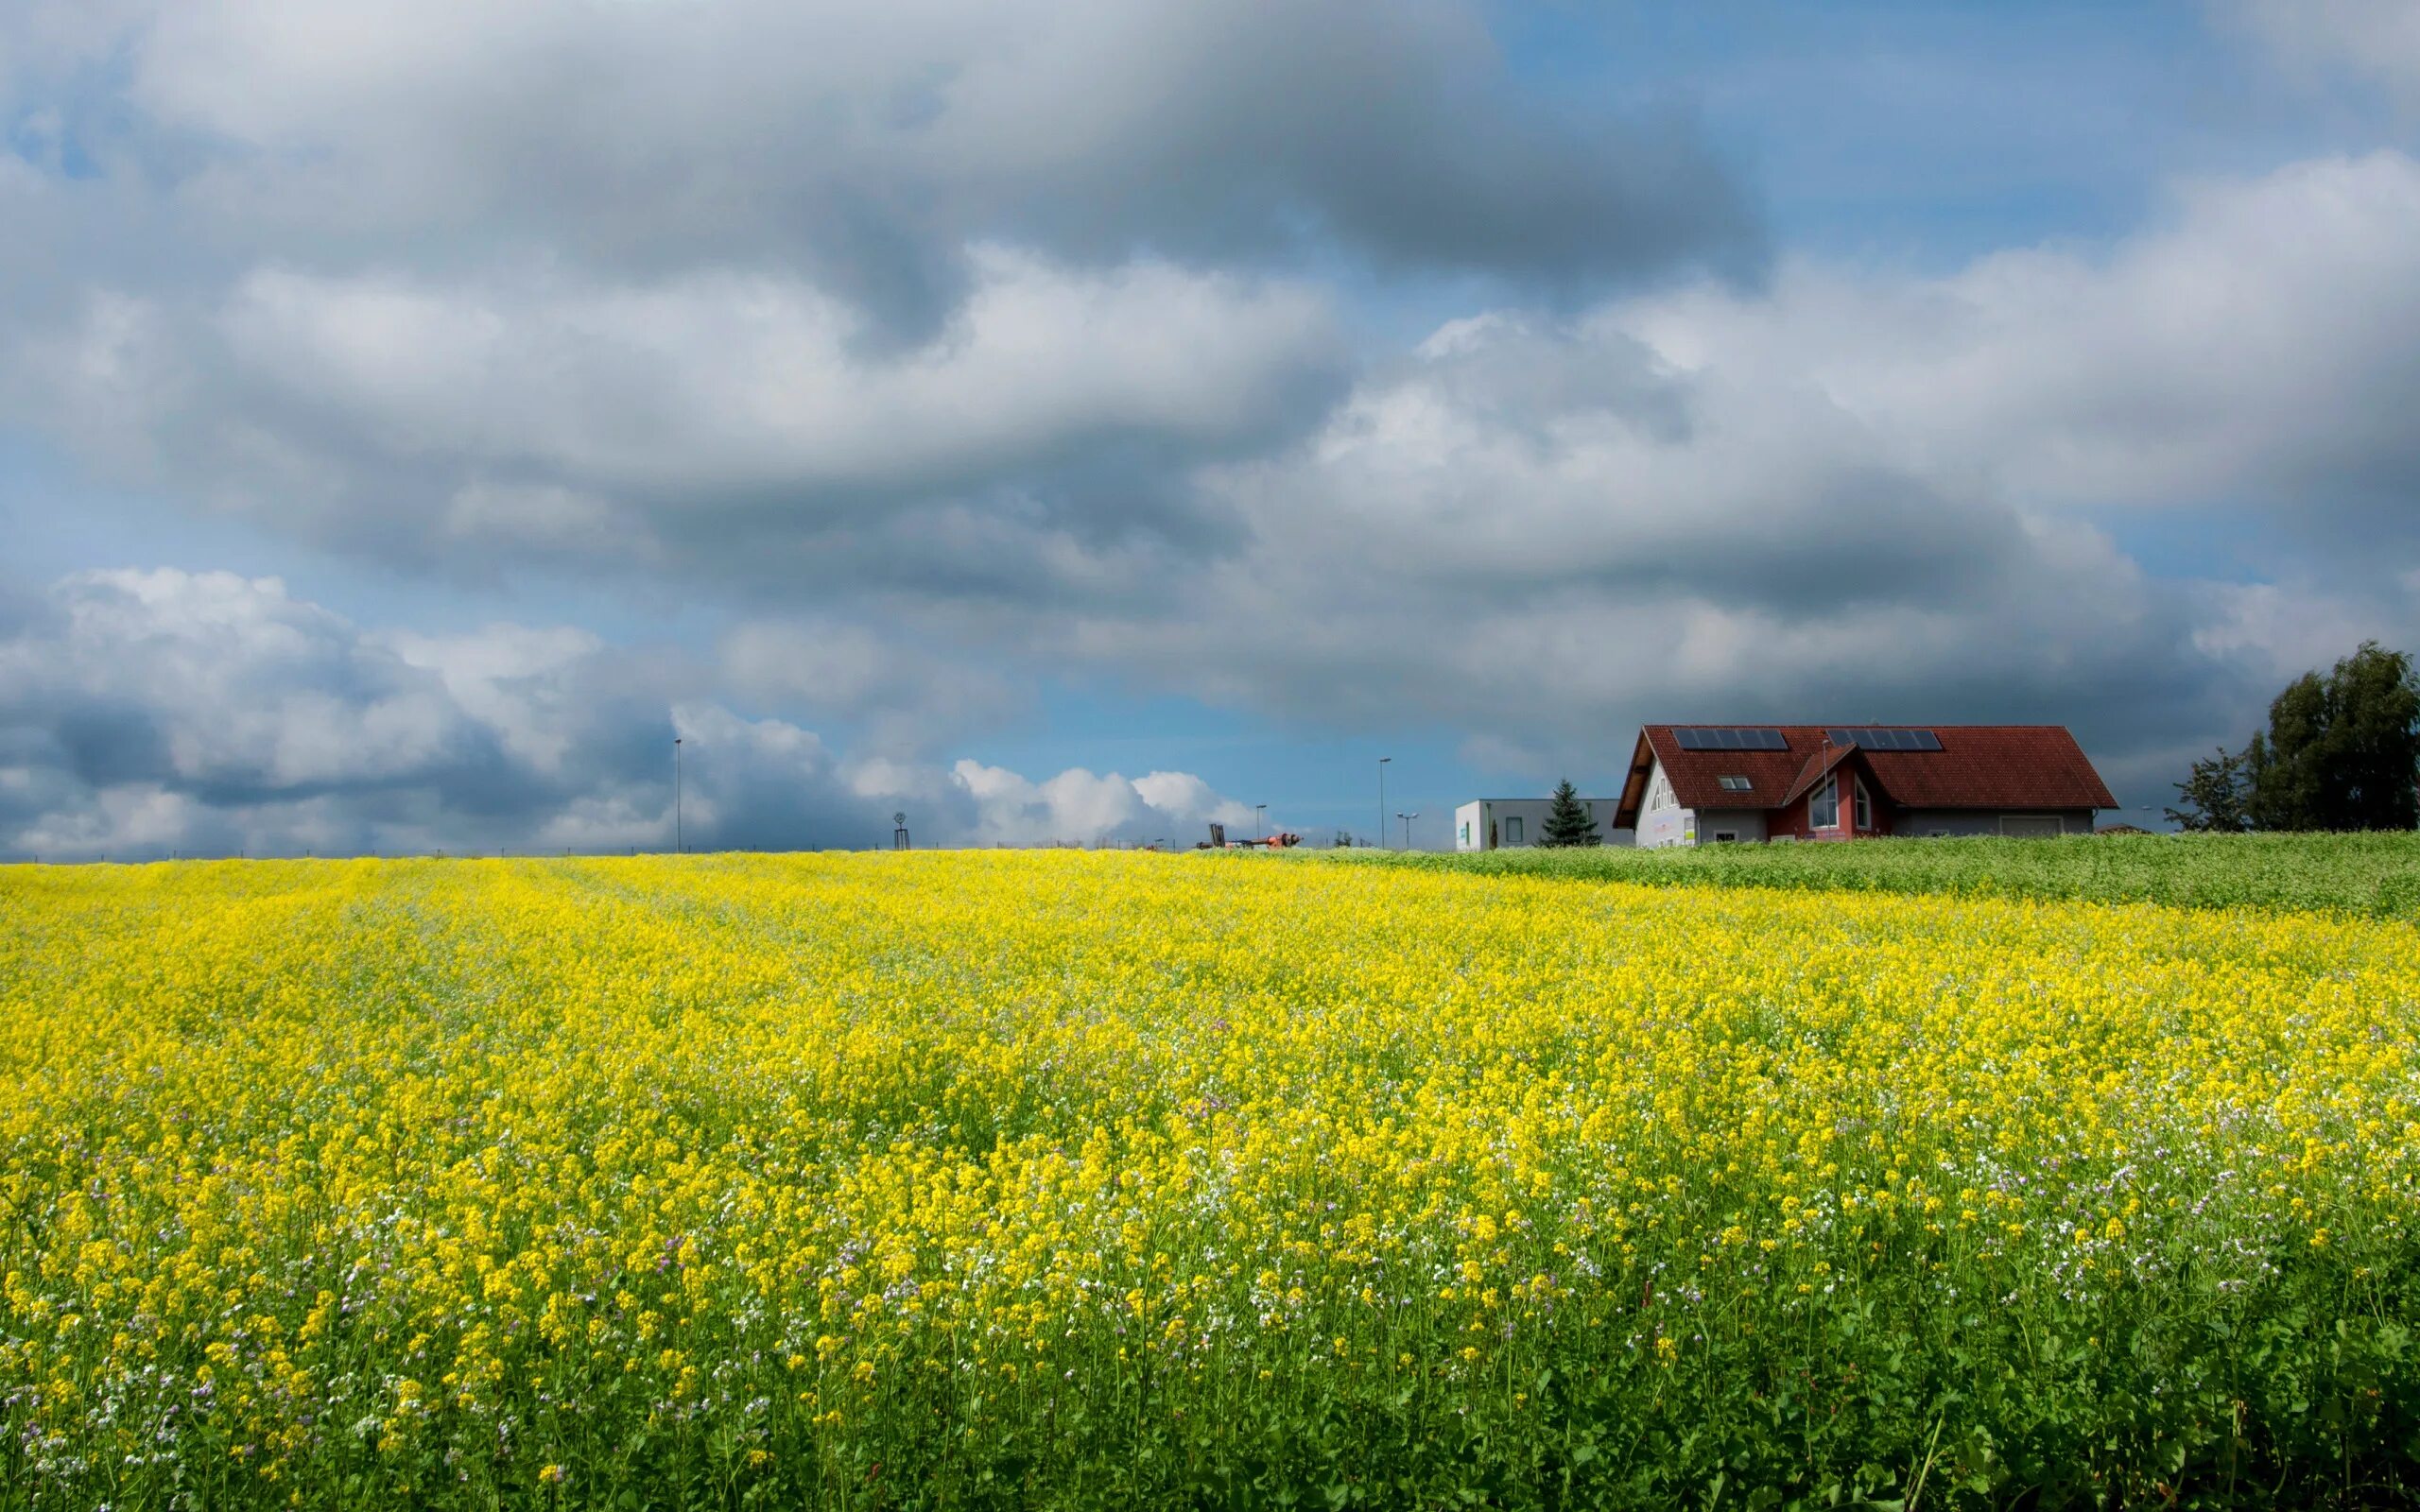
[1328,831,2420,918]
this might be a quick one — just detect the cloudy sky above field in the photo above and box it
[5,0,2420,855]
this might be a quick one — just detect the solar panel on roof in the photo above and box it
[1673,727,1785,750]
[1825,728,1944,751]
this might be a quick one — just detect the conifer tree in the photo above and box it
[1539,779,1602,847]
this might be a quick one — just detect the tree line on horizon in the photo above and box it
[2167,641,2420,833]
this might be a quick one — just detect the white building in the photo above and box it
[1452,798,1634,850]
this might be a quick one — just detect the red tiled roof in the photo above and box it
[1614,725,2117,828]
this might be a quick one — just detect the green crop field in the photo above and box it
[1327,831,2420,919]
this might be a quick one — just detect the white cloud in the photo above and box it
[1615,152,2420,515]
[11,783,199,860]
[718,616,1020,752]
[17,139,2420,810]
[1131,770,1256,829]
[1004,152,2420,770]
[2189,581,2396,681]
[6,0,2420,811]
[2228,0,2420,104]
[0,568,1250,858]
[821,757,1254,848]
[207,250,1340,498]
[387,624,608,774]
[9,250,1343,585]
[929,761,1252,847]
[92,148,2377,784]
[0,568,472,788]
[442,482,631,549]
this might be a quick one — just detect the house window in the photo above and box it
[1503,816,1525,845]
[1808,775,1839,830]
[1853,778,1872,831]
[1718,775,1752,792]
[1711,831,1739,843]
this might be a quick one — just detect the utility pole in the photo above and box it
[673,736,683,854]
[1378,756,1391,850]
[1397,811,1419,850]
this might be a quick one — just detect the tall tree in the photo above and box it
[2164,747,2250,833]
[1538,779,1602,847]
[2240,642,2420,831]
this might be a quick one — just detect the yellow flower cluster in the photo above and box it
[1,851,2413,1502]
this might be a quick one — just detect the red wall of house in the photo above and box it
[1766,772,1892,841]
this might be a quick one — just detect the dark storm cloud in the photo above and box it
[48,703,173,787]
[6,0,1760,337]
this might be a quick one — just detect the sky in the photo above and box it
[4,0,2420,857]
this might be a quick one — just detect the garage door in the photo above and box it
[1998,815,2065,838]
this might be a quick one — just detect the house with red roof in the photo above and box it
[1611,725,2117,846]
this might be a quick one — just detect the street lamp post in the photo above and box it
[1255,803,1268,840]
[1397,811,1419,850]
[673,736,683,854]
[1378,756,1391,850]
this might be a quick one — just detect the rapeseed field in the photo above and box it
[4,851,2418,1507]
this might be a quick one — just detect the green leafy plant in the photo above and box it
[2198,641,2420,833]
[1321,830,2420,919]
